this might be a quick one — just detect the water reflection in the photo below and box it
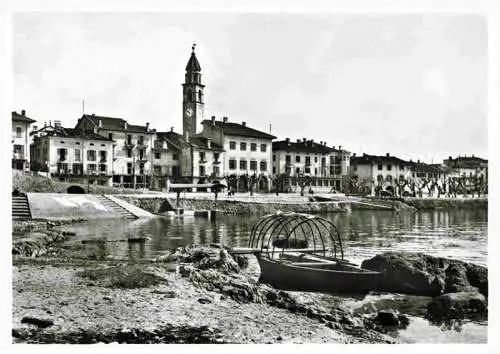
[61,209,487,265]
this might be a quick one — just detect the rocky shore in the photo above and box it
[11,222,488,344]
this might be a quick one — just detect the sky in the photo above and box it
[12,12,488,163]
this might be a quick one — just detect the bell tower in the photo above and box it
[182,43,204,139]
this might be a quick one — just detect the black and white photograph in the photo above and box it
[3,0,497,348]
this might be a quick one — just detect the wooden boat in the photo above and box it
[247,212,383,294]
[256,252,383,294]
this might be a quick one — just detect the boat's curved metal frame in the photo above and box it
[248,212,343,260]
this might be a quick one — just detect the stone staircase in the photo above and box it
[94,195,137,220]
[12,195,32,220]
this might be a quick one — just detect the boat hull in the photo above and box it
[256,255,383,294]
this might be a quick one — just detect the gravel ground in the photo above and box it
[12,262,367,344]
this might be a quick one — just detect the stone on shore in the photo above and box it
[426,291,487,321]
[361,252,487,297]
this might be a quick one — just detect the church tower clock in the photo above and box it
[182,44,204,139]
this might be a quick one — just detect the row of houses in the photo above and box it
[11,46,488,195]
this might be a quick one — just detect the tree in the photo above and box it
[248,174,257,196]
[297,175,311,196]
[273,173,287,196]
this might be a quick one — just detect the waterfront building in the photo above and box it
[349,153,413,196]
[12,110,36,171]
[74,114,155,189]
[200,116,275,192]
[443,155,488,179]
[272,138,350,193]
[30,122,114,185]
[155,128,225,189]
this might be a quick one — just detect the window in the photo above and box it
[260,161,267,172]
[99,151,107,162]
[86,150,96,161]
[229,159,237,170]
[155,152,161,159]
[127,135,132,144]
[285,167,291,175]
[285,155,291,163]
[314,157,318,163]
[139,150,144,160]
[229,141,236,150]
[101,144,105,147]
[138,136,144,145]
[273,166,276,174]
[89,143,94,146]
[260,144,267,152]
[399,165,405,170]
[250,143,257,151]
[127,162,133,175]
[386,175,392,182]
[296,167,300,174]
[76,142,80,145]
[173,153,178,160]
[154,165,162,175]
[199,165,206,176]
[214,153,220,162]
[304,167,311,174]
[199,151,206,161]
[72,163,82,175]
[250,160,257,171]
[318,180,323,187]
[139,163,145,175]
[16,126,22,138]
[314,168,318,175]
[377,164,383,170]
[87,164,96,172]
[273,154,276,162]
[305,156,311,166]
[75,149,81,162]
[296,155,301,163]
[13,144,23,154]
[57,148,68,161]
[377,174,383,182]
[213,166,220,176]
[60,141,65,144]
[108,133,113,140]
[239,159,247,170]
[321,157,326,166]
[127,149,132,158]
[240,142,247,151]
[99,164,107,172]
[387,164,392,171]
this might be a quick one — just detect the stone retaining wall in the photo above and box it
[119,196,349,215]
[403,197,488,210]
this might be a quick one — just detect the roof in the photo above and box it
[157,131,224,151]
[443,156,488,169]
[12,111,36,123]
[81,114,150,134]
[32,125,112,141]
[185,51,201,72]
[410,162,445,173]
[201,120,276,140]
[273,139,335,154]
[350,153,410,165]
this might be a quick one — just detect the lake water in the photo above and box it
[59,209,488,343]
[61,209,488,266]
